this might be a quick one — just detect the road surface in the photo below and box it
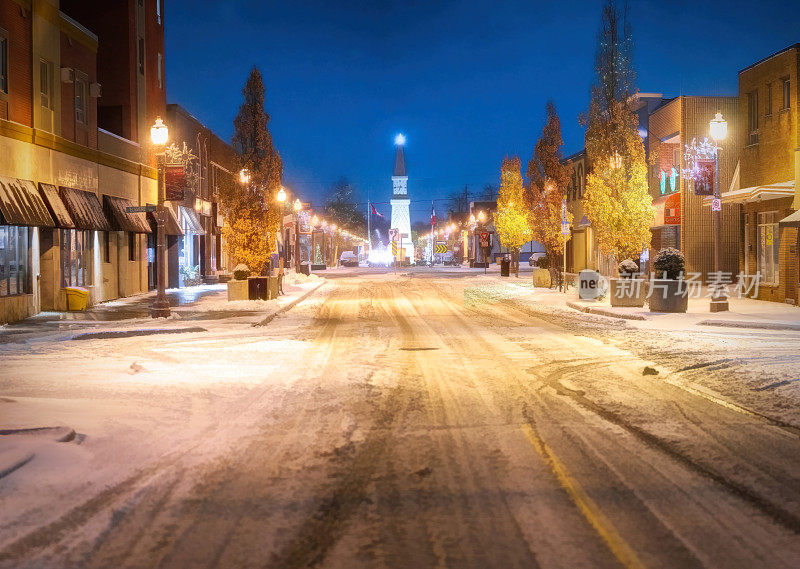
[1,272,800,568]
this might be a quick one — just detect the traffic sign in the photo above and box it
[434,242,447,254]
[561,221,570,235]
[391,241,398,256]
[126,205,157,213]
[711,198,722,212]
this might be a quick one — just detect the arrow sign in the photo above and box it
[126,205,157,213]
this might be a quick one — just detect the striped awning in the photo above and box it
[178,205,205,235]
[0,176,55,227]
[38,183,75,228]
[104,195,152,234]
[59,186,112,231]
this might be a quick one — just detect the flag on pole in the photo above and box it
[371,203,384,218]
[430,201,437,227]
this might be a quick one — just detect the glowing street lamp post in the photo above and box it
[709,112,729,312]
[149,117,170,318]
[293,198,302,272]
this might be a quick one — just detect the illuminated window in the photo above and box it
[0,226,30,296]
[60,229,91,287]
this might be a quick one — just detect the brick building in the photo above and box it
[166,103,237,287]
[0,0,165,323]
[646,96,740,280]
[722,43,799,304]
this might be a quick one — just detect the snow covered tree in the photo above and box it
[495,157,532,277]
[583,0,652,260]
[220,67,283,273]
[526,101,573,265]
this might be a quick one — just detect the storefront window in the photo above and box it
[61,229,92,287]
[0,226,30,297]
[757,212,780,285]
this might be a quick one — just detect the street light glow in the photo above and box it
[150,116,168,146]
[293,198,302,212]
[710,111,728,142]
[394,133,406,146]
[239,169,251,185]
[277,186,287,202]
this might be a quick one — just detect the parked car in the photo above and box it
[528,252,547,266]
[339,251,359,267]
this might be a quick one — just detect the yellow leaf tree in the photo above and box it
[495,157,533,277]
[526,101,573,270]
[583,0,652,262]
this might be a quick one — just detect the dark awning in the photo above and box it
[38,183,75,228]
[59,186,112,231]
[104,195,152,234]
[147,206,183,236]
[178,205,205,235]
[0,176,55,227]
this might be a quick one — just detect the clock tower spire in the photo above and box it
[390,134,411,261]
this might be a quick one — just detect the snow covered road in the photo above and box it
[1,272,800,568]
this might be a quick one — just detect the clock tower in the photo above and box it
[390,134,411,260]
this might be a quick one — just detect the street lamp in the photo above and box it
[239,168,251,185]
[149,117,170,318]
[293,198,302,272]
[277,185,287,203]
[709,111,728,312]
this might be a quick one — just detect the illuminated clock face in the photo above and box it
[394,180,405,194]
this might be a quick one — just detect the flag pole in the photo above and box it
[367,197,371,252]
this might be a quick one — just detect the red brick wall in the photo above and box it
[0,0,32,125]
[59,32,98,148]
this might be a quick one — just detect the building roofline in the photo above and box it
[739,43,800,75]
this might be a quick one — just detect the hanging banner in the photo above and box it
[298,210,312,234]
[164,164,187,201]
[694,159,715,196]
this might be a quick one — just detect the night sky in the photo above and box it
[166,0,800,222]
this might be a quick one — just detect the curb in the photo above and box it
[566,301,648,321]
[71,327,207,341]
[253,281,327,327]
[697,319,800,331]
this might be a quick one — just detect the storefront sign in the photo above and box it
[694,159,715,196]
[298,210,312,234]
[653,192,681,226]
[165,165,187,201]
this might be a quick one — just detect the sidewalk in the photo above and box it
[0,272,325,344]
[565,289,800,331]
[478,273,800,333]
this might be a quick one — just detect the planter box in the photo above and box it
[532,268,551,288]
[648,279,688,313]
[311,264,326,271]
[610,278,646,307]
[227,279,248,301]
[267,276,279,299]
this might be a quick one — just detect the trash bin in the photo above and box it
[247,276,269,300]
[65,286,89,311]
[500,258,510,277]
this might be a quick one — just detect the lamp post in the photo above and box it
[293,198,302,272]
[149,117,170,318]
[709,111,729,312]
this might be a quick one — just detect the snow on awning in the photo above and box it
[38,182,75,228]
[0,176,55,227]
[104,195,152,234]
[59,186,112,231]
[178,205,205,235]
[717,180,794,204]
[779,209,800,227]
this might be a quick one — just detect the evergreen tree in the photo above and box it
[495,157,533,277]
[324,177,366,234]
[526,101,573,265]
[220,67,283,273]
[583,0,652,261]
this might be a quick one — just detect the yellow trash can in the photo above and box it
[65,287,89,311]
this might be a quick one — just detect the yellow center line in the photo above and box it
[521,424,647,569]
